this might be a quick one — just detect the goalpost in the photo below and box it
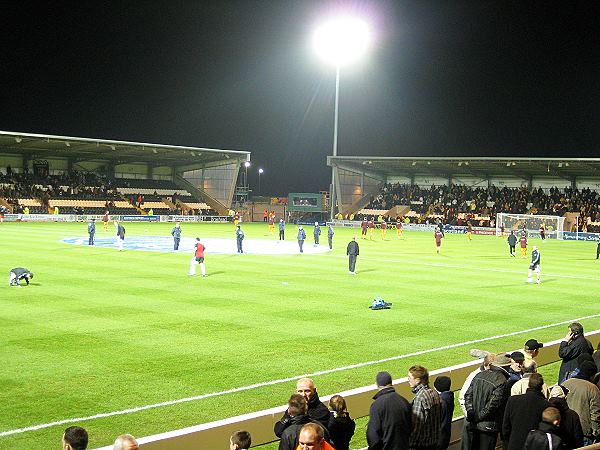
[496,213,566,240]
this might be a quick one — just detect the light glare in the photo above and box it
[313,17,371,66]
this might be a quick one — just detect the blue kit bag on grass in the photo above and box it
[369,297,392,310]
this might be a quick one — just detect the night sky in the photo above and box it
[1,1,599,196]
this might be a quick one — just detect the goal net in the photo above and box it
[496,213,565,240]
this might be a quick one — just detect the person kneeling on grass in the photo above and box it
[9,267,33,287]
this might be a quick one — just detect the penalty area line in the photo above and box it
[2,313,600,437]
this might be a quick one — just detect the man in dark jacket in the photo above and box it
[434,376,454,450]
[558,322,594,383]
[274,378,330,438]
[523,407,564,450]
[367,371,412,450]
[502,373,551,450]
[463,353,510,450]
[549,396,584,449]
[278,394,311,450]
[347,237,359,274]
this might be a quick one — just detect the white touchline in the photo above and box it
[3,313,600,438]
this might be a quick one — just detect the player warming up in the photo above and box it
[520,233,528,258]
[507,230,517,257]
[9,267,34,287]
[539,224,545,242]
[189,237,207,276]
[527,245,541,284]
[435,229,443,254]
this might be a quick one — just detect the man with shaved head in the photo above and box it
[275,378,330,437]
[113,434,139,450]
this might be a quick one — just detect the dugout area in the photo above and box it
[0,130,251,214]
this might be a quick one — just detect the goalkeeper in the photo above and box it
[9,267,34,287]
[527,246,541,284]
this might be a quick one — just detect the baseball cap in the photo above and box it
[509,351,525,363]
[524,339,544,351]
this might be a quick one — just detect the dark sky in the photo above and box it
[1,1,599,196]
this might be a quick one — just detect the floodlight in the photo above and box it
[244,161,251,168]
[313,17,371,66]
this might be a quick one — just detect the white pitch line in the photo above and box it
[3,313,600,438]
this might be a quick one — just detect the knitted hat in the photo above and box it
[376,371,392,387]
[434,376,452,392]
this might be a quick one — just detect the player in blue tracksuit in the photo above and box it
[527,245,541,284]
[297,226,306,253]
[327,224,334,250]
[313,222,321,246]
[171,222,182,250]
[278,219,285,240]
[87,218,96,245]
[236,225,245,253]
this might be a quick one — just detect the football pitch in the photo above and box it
[1,221,599,449]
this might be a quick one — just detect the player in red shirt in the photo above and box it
[396,217,403,238]
[361,218,368,239]
[435,229,443,254]
[368,218,375,240]
[467,222,473,241]
[520,234,528,258]
[539,225,546,242]
[189,237,207,276]
[102,210,109,231]
[380,219,388,239]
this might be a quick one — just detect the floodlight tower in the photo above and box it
[258,168,264,196]
[313,17,371,220]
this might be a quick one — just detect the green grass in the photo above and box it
[1,221,599,449]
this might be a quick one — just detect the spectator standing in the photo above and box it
[366,371,412,450]
[230,430,252,450]
[62,426,88,450]
[463,353,510,450]
[524,339,544,362]
[327,394,355,450]
[113,434,139,450]
[502,373,551,450]
[347,237,359,275]
[506,351,524,390]
[510,360,550,398]
[297,423,334,450]
[275,378,330,438]
[408,365,443,450]
[561,361,600,445]
[548,396,584,449]
[278,394,311,450]
[558,322,594,384]
[434,376,454,450]
[87,218,95,245]
[171,222,182,250]
[522,407,563,450]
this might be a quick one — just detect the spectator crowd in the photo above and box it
[368,183,600,231]
[58,322,600,450]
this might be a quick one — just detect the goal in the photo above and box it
[496,213,565,240]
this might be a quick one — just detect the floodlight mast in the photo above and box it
[313,17,370,221]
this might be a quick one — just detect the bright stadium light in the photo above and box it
[313,16,371,220]
[313,17,371,66]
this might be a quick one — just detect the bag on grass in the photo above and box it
[369,297,392,310]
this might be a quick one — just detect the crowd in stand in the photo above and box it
[60,323,600,449]
[369,183,600,231]
[0,167,213,215]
